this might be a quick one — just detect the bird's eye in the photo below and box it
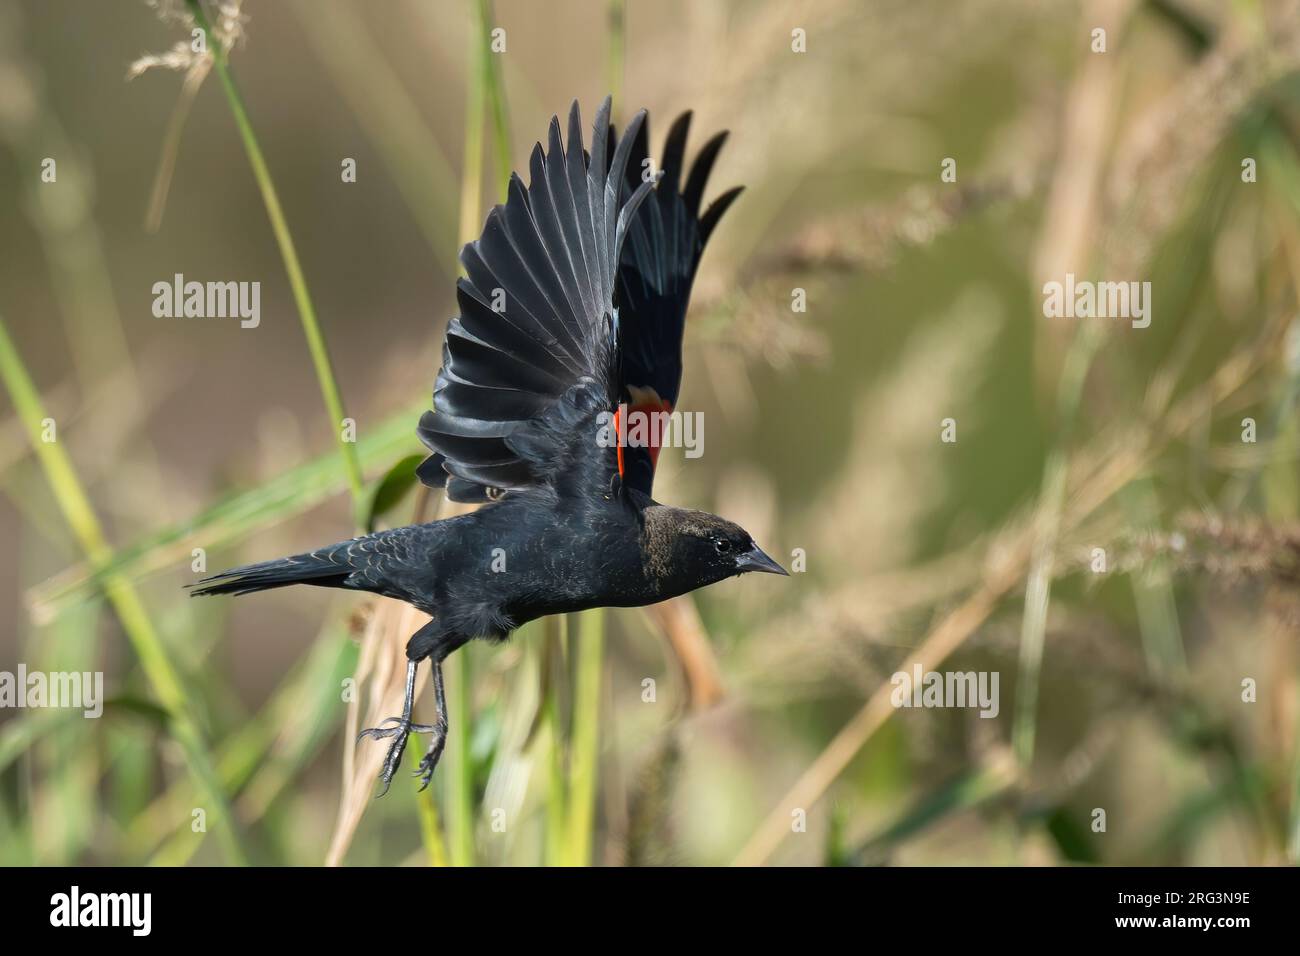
[714,538,732,554]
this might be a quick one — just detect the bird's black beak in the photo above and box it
[735,544,789,576]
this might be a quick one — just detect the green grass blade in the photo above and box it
[854,760,1017,863]
[480,0,513,199]
[145,627,357,865]
[606,0,625,104]
[562,609,605,865]
[186,0,364,514]
[444,649,476,866]
[1012,320,1103,767]
[287,0,459,272]
[541,615,568,866]
[0,314,247,864]
[29,399,425,617]
[0,709,77,776]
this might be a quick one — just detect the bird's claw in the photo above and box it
[412,726,448,792]
[357,716,442,795]
[357,718,438,743]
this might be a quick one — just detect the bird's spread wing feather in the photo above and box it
[417,98,739,503]
[611,110,742,495]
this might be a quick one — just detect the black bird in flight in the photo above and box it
[193,97,787,794]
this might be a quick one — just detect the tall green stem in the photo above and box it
[606,0,625,103]
[563,609,606,865]
[0,315,246,864]
[1012,320,1103,767]
[542,616,568,865]
[186,0,365,514]
[481,0,513,200]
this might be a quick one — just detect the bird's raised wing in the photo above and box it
[609,111,741,496]
[416,99,740,504]
[416,97,654,503]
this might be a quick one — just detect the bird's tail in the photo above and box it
[189,547,352,598]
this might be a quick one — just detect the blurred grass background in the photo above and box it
[2,0,1300,865]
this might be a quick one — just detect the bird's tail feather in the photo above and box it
[189,549,350,598]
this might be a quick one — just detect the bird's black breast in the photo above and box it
[426,491,657,636]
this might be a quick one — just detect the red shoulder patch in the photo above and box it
[614,393,674,479]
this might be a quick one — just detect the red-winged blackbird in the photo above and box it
[193,98,786,794]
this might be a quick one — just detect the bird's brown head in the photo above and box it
[642,506,788,597]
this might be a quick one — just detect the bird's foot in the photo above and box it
[358,716,440,795]
[412,726,448,792]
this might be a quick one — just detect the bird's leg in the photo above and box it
[413,658,449,791]
[357,658,439,796]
